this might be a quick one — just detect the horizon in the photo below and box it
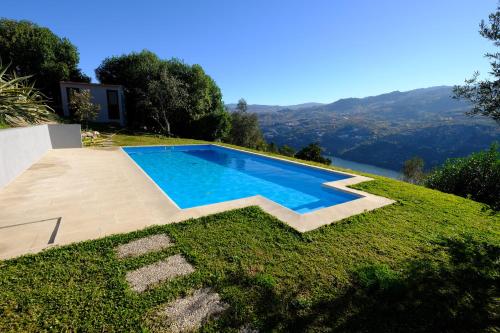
[2,0,496,105]
[225,85,454,106]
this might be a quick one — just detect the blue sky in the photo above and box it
[2,0,496,104]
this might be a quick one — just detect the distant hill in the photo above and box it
[254,86,500,171]
[226,102,325,113]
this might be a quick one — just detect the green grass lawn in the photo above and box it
[1,134,499,332]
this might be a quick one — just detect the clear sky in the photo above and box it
[2,0,497,104]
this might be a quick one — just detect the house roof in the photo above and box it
[60,81,123,88]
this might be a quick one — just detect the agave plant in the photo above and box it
[0,64,53,126]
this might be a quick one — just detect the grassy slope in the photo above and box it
[0,134,498,332]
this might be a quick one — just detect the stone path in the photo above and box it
[150,288,229,333]
[116,234,173,258]
[126,254,195,293]
[117,234,237,332]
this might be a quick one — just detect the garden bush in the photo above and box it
[425,143,500,210]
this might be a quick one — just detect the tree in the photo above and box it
[279,145,296,157]
[453,5,500,124]
[0,19,89,111]
[295,143,332,165]
[95,50,230,140]
[402,156,425,184]
[139,68,188,136]
[267,142,279,153]
[236,98,248,112]
[191,111,232,141]
[0,63,53,126]
[95,50,163,127]
[68,89,100,130]
[227,98,266,149]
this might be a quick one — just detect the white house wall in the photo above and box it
[0,124,82,189]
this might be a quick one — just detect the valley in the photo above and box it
[230,86,500,171]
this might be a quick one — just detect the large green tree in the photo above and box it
[139,68,188,137]
[227,98,266,149]
[95,50,163,127]
[95,50,230,140]
[0,19,89,111]
[454,5,500,124]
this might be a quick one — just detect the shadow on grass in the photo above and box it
[222,236,499,332]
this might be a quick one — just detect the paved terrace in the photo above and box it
[0,147,393,259]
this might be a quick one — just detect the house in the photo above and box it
[59,81,126,126]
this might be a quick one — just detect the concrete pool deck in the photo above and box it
[0,147,394,259]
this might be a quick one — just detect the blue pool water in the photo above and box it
[123,145,360,214]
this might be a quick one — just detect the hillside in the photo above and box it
[226,102,325,113]
[251,86,500,171]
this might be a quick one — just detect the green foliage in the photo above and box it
[0,19,89,109]
[453,5,500,124]
[295,143,332,165]
[354,263,400,290]
[68,89,100,130]
[95,50,230,140]
[266,143,296,157]
[96,50,162,126]
[267,142,279,153]
[191,110,231,141]
[425,143,500,210]
[236,98,248,113]
[139,68,188,136]
[278,145,295,157]
[227,106,266,149]
[0,64,54,126]
[338,237,500,332]
[402,156,425,184]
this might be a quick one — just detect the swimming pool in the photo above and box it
[123,145,361,214]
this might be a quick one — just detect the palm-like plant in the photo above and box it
[0,64,53,126]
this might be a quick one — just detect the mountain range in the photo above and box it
[226,102,325,113]
[228,86,500,171]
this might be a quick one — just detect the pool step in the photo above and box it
[126,254,195,292]
[149,288,228,333]
[116,234,173,258]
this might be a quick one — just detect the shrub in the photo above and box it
[425,143,500,210]
[279,145,295,157]
[402,156,425,184]
[295,143,331,165]
[0,64,53,126]
[69,89,100,130]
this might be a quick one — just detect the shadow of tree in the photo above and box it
[221,236,499,332]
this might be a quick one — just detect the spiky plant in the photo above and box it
[0,64,53,126]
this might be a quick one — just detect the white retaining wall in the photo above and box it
[0,124,82,189]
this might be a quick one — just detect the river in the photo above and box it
[327,156,402,180]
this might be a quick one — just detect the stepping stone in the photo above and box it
[116,234,173,258]
[126,254,195,292]
[151,288,228,333]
